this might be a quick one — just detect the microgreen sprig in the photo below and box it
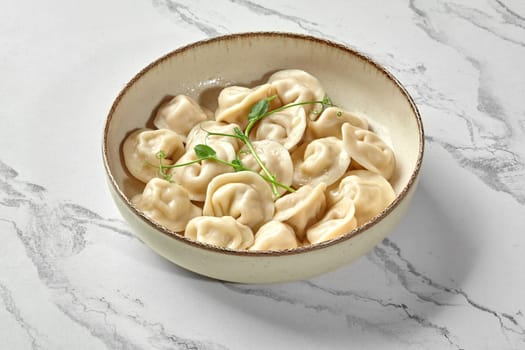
[241,95,333,196]
[155,144,293,195]
[156,144,238,176]
[244,95,334,136]
[154,94,334,197]
[155,147,207,182]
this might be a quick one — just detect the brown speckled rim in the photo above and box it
[102,31,424,257]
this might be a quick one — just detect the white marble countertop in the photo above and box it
[1,0,524,349]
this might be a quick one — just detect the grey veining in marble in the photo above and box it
[2,154,524,348]
[151,0,525,205]
[0,160,230,349]
[1,0,524,349]
[408,0,525,205]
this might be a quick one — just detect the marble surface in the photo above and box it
[1,0,524,348]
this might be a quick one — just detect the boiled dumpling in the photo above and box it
[306,197,357,244]
[268,70,325,96]
[153,95,210,142]
[121,68,400,253]
[203,171,275,231]
[170,142,237,201]
[122,128,184,183]
[269,78,318,116]
[306,107,368,140]
[250,106,307,150]
[238,140,293,196]
[268,69,325,116]
[326,170,396,226]
[215,84,281,129]
[131,178,201,232]
[249,221,299,251]
[341,123,396,180]
[291,136,350,187]
[185,216,254,250]
[273,183,327,241]
[185,120,242,152]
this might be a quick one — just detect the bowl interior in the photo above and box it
[104,32,423,246]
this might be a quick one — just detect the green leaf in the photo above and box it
[248,99,269,121]
[231,158,244,171]
[194,144,216,159]
[234,127,245,138]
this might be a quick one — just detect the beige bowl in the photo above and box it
[102,32,424,283]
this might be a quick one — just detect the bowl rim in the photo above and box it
[102,31,425,257]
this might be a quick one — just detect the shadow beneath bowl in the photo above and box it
[136,243,218,283]
[185,175,477,344]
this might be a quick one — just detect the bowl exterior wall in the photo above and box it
[107,174,419,283]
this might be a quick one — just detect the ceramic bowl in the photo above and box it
[102,32,424,283]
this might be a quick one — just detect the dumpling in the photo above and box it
[203,171,275,231]
[215,84,281,129]
[341,123,396,180]
[326,170,396,226]
[131,178,201,232]
[291,137,350,187]
[273,183,327,241]
[268,69,325,115]
[250,106,307,150]
[153,95,210,142]
[306,107,368,140]
[238,140,293,196]
[185,120,242,152]
[268,70,325,96]
[170,142,237,201]
[306,197,357,245]
[185,216,254,250]
[122,128,184,183]
[269,78,318,116]
[249,221,298,251]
